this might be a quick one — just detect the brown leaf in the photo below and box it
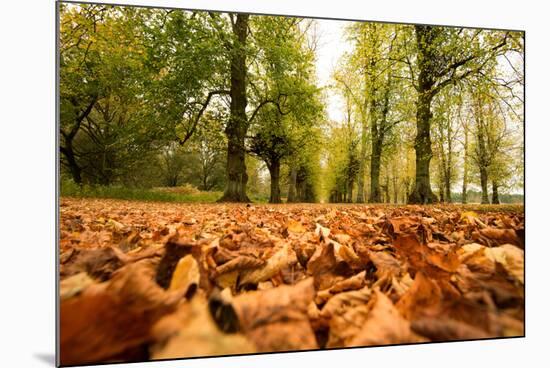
[315,223,330,240]
[215,255,265,275]
[306,242,339,290]
[396,271,442,320]
[151,295,255,359]
[388,217,418,234]
[411,317,492,341]
[169,254,200,298]
[319,286,371,321]
[458,243,524,284]
[329,270,366,293]
[60,272,95,300]
[60,246,126,281]
[472,228,521,247]
[285,219,307,234]
[368,250,403,280]
[212,246,239,265]
[239,242,297,285]
[326,303,370,348]
[60,261,183,365]
[393,235,460,276]
[155,236,195,289]
[231,278,318,352]
[348,290,426,346]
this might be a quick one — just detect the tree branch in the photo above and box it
[247,94,289,125]
[178,90,230,146]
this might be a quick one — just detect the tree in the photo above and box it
[60,4,157,185]
[145,10,229,149]
[249,108,291,203]
[325,96,360,204]
[431,87,462,202]
[247,17,321,203]
[333,54,368,203]
[338,23,409,203]
[59,4,107,184]
[406,26,510,203]
[470,83,518,205]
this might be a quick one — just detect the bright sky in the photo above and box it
[311,19,353,123]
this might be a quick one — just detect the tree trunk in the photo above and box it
[475,111,490,205]
[296,169,306,202]
[444,129,452,203]
[409,26,437,204]
[356,121,368,203]
[392,177,398,204]
[369,139,382,203]
[491,180,500,204]
[444,174,452,203]
[437,149,445,203]
[268,159,281,204]
[202,173,208,191]
[461,124,469,204]
[219,14,250,202]
[61,143,82,185]
[287,166,297,203]
[347,180,353,203]
[383,180,390,204]
[409,92,438,204]
[479,165,490,204]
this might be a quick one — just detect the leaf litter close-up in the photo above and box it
[59,198,524,365]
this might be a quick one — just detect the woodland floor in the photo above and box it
[59,197,525,366]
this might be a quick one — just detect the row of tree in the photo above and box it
[326,23,523,204]
[59,4,524,204]
[60,4,323,202]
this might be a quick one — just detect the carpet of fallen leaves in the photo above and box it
[59,197,525,365]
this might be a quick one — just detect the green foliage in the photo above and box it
[58,4,523,204]
[61,178,222,203]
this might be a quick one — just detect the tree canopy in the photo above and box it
[59,4,524,204]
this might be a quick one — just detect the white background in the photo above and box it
[0,0,548,367]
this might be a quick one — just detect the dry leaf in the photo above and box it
[151,295,255,359]
[60,261,183,365]
[286,219,307,234]
[169,255,200,297]
[396,271,442,320]
[473,228,521,247]
[215,255,265,275]
[60,272,95,300]
[411,317,492,341]
[348,290,426,346]
[231,278,318,352]
[59,198,524,363]
[239,243,297,285]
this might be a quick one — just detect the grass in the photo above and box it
[60,179,270,203]
[59,180,522,209]
[61,181,223,203]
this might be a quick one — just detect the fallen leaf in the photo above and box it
[231,278,318,352]
[60,272,95,300]
[215,255,265,275]
[169,255,200,297]
[396,271,442,320]
[151,295,255,359]
[286,219,307,234]
[60,261,183,365]
[411,317,492,341]
[348,290,426,346]
[239,243,297,285]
